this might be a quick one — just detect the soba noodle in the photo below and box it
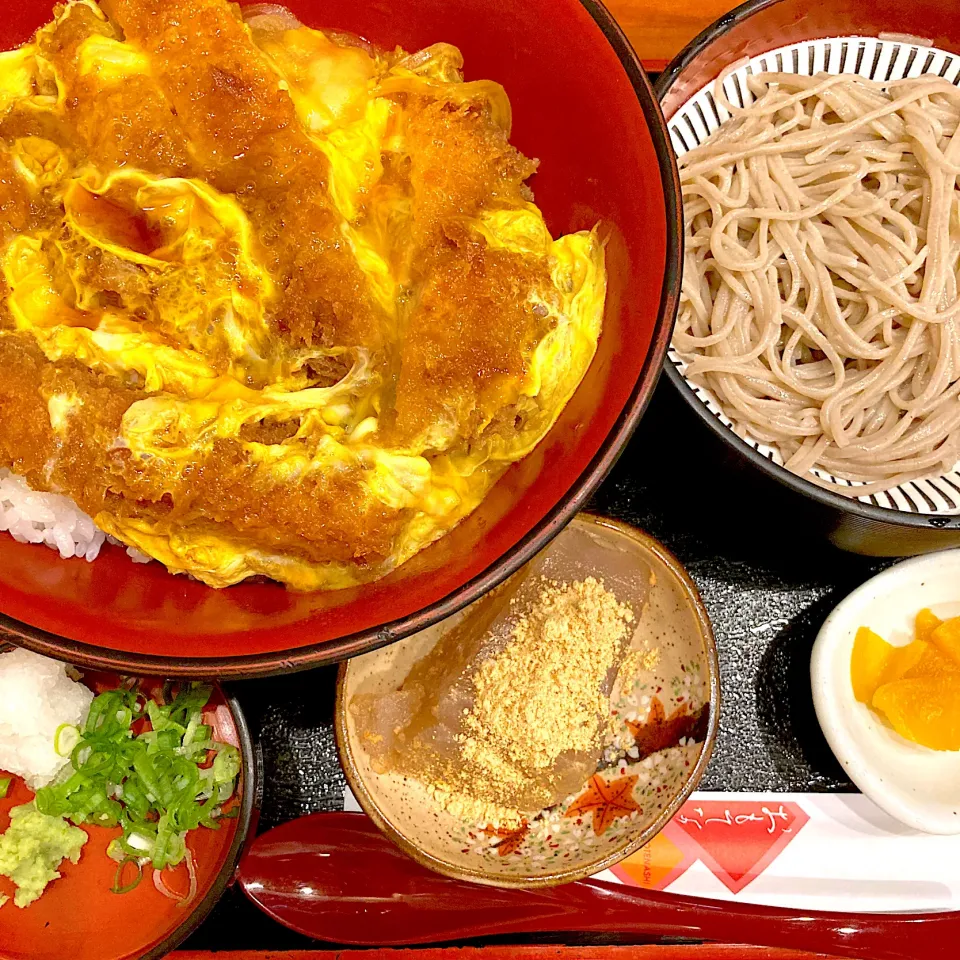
[676,70,960,496]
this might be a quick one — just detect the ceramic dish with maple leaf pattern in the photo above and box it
[335,514,720,888]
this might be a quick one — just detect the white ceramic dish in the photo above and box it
[811,550,960,834]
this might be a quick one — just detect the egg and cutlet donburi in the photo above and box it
[0,0,606,590]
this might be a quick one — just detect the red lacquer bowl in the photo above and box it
[0,0,681,677]
[0,671,258,960]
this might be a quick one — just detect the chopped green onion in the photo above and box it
[34,682,240,886]
[54,723,81,758]
[212,744,240,783]
[112,857,144,895]
[0,777,10,800]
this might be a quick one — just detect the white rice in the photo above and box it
[0,647,94,790]
[0,468,151,565]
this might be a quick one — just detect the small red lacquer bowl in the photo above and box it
[0,671,258,960]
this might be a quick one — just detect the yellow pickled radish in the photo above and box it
[879,639,929,686]
[873,676,960,751]
[850,626,895,703]
[915,608,943,643]
[931,617,960,666]
[902,644,960,679]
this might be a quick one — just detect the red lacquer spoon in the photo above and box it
[237,812,954,958]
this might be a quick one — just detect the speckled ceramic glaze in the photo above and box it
[336,514,720,887]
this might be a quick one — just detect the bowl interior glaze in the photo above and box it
[336,515,719,888]
[0,0,678,677]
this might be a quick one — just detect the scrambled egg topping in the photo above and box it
[0,0,605,590]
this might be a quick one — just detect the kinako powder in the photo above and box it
[353,575,636,826]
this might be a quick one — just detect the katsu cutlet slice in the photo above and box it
[107,0,386,354]
[34,0,193,177]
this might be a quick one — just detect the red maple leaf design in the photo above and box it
[481,820,530,857]
[627,697,708,760]
[565,773,641,836]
